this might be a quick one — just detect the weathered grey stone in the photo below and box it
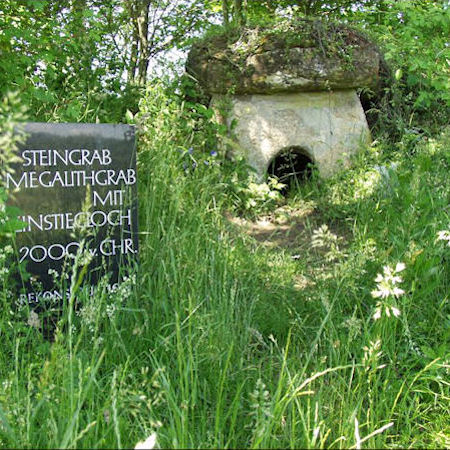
[187,20,378,179]
[211,90,370,178]
[186,20,380,95]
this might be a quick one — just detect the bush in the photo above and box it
[364,0,449,136]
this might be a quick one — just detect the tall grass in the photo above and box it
[0,83,448,448]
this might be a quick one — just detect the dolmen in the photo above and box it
[186,19,381,178]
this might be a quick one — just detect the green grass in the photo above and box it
[0,87,449,448]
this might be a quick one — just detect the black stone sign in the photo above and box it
[5,123,138,304]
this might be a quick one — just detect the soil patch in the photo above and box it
[226,202,316,251]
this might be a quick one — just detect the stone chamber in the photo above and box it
[186,19,381,189]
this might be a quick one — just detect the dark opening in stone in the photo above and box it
[269,147,314,194]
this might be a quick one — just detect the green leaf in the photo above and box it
[125,109,135,123]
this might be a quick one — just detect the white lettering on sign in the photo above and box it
[13,133,137,304]
[17,282,120,305]
[93,189,125,206]
[17,209,133,232]
[13,144,136,235]
[22,149,112,167]
[5,168,136,189]
[19,238,137,263]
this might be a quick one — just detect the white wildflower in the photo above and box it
[371,263,406,299]
[372,308,382,321]
[371,263,405,321]
[135,432,157,450]
[436,230,450,246]
[106,303,117,319]
[372,301,401,321]
[27,310,41,329]
[3,245,13,255]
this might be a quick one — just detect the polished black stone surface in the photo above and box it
[7,123,138,303]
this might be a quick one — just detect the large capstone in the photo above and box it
[186,19,380,178]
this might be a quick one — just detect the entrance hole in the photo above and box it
[268,147,315,194]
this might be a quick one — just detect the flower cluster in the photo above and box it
[436,229,450,247]
[371,263,405,299]
[0,201,6,227]
[180,147,218,173]
[371,263,405,321]
[0,245,13,281]
[77,302,98,334]
[76,274,137,338]
[110,274,136,302]
[27,310,41,330]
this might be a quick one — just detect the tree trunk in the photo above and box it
[126,0,151,85]
[126,0,139,83]
[136,0,151,85]
[222,0,230,26]
[71,0,90,82]
[234,0,244,26]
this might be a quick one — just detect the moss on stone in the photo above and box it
[186,18,381,95]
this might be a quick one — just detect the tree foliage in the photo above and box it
[0,0,213,121]
[0,0,447,129]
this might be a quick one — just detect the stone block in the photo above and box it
[212,90,370,178]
